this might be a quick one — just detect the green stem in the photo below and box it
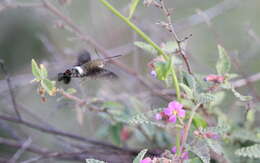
[98,0,180,100]
[176,128,181,156]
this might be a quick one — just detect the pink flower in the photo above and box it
[181,151,189,160]
[155,113,162,120]
[150,70,157,78]
[171,146,177,153]
[141,157,152,163]
[205,132,220,140]
[163,101,185,123]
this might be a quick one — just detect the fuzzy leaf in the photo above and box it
[196,93,215,104]
[128,0,140,19]
[191,140,210,163]
[235,144,260,158]
[155,57,173,81]
[193,113,208,128]
[206,139,224,155]
[134,41,157,55]
[232,129,260,143]
[40,64,48,78]
[161,41,178,54]
[109,123,123,146]
[31,59,41,80]
[85,159,106,163]
[66,88,77,94]
[203,125,230,136]
[133,149,148,163]
[182,71,197,92]
[216,45,231,75]
[41,79,56,96]
[180,83,194,99]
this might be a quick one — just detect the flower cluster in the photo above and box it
[155,101,186,123]
[141,146,189,163]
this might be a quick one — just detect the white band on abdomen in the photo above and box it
[74,66,84,75]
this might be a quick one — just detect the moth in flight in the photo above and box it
[58,50,120,84]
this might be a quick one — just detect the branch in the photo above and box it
[232,73,260,88]
[0,60,22,120]
[180,103,201,152]
[0,114,134,153]
[158,0,193,74]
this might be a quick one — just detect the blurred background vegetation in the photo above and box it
[0,0,259,162]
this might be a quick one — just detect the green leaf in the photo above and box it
[134,41,157,55]
[180,83,194,99]
[196,93,215,104]
[133,149,148,163]
[31,59,41,80]
[128,0,140,19]
[66,88,77,94]
[109,123,123,146]
[193,113,208,128]
[216,45,231,75]
[186,157,203,163]
[203,124,230,136]
[226,73,239,80]
[190,140,210,163]
[232,129,260,143]
[155,57,173,81]
[41,79,56,96]
[231,87,252,101]
[206,139,224,155]
[40,64,48,78]
[182,71,197,91]
[210,91,225,107]
[85,159,106,163]
[235,144,260,158]
[102,101,123,109]
[246,109,255,123]
[161,41,178,54]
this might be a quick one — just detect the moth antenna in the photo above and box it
[103,54,122,61]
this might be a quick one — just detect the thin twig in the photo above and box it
[180,103,201,152]
[159,0,193,74]
[0,60,22,120]
[232,72,260,88]
[9,137,32,163]
[0,114,136,153]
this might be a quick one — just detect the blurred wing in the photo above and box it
[76,50,91,66]
[85,68,118,79]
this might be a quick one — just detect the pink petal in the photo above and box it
[168,101,183,110]
[181,151,189,160]
[178,109,186,118]
[171,146,177,153]
[155,113,162,120]
[168,115,177,123]
[141,157,152,163]
[164,107,173,116]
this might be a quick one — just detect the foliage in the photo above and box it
[235,144,260,159]
[133,149,148,163]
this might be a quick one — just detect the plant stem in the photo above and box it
[181,103,201,151]
[98,0,181,100]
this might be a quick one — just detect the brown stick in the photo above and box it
[159,0,193,74]
[0,60,22,120]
